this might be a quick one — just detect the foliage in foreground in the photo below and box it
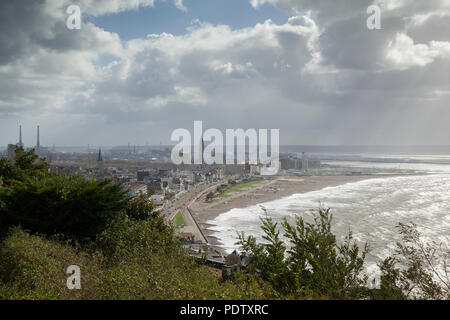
[238,208,369,299]
[0,147,130,241]
[0,147,48,186]
[0,175,129,241]
[238,208,449,300]
[0,219,272,300]
[375,223,450,300]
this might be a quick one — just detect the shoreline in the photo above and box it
[189,174,404,247]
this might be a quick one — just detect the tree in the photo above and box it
[375,223,450,300]
[125,193,157,221]
[0,148,48,186]
[206,192,215,202]
[238,207,369,299]
[0,174,129,241]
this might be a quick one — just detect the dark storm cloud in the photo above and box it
[0,0,48,65]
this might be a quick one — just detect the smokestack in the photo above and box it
[19,125,23,147]
[37,125,40,149]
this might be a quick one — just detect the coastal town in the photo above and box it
[6,124,431,280]
[3,125,423,278]
[2,125,331,276]
[2,126,444,290]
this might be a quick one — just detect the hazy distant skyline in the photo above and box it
[1,0,450,147]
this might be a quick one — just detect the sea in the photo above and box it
[207,147,450,281]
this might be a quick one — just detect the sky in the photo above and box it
[1,0,450,147]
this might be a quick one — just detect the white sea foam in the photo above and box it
[207,173,450,279]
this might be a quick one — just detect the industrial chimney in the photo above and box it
[36,125,40,149]
[18,125,23,148]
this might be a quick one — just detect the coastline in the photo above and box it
[189,174,402,246]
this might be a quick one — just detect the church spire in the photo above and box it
[97,147,103,162]
[96,147,105,181]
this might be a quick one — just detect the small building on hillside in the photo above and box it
[222,250,241,280]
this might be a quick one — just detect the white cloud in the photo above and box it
[386,33,450,69]
[70,0,156,16]
[174,0,187,12]
[69,16,319,118]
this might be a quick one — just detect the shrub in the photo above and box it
[0,224,228,300]
[238,207,369,299]
[94,212,175,266]
[0,174,129,241]
[125,193,159,221]
[374,223,450,300]
[0,147,48,186]
[92,213,263,299]
[0,227,103,300]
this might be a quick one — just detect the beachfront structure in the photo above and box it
[280,154,321,171]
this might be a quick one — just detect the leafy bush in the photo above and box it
[94,212,175,265]
[125,193,158,221]
[238,207,369,299]
[0,174,129,241]
[0,227,103,300]
[93,215,272,300]
[0,221,272,300]
[0,147,48,186]
[375,223,450,300]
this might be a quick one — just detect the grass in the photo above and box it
[172,211,185,227]
[0,222,272,300]
[217,180,266,199]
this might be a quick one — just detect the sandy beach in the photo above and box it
[189,175,398,245]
